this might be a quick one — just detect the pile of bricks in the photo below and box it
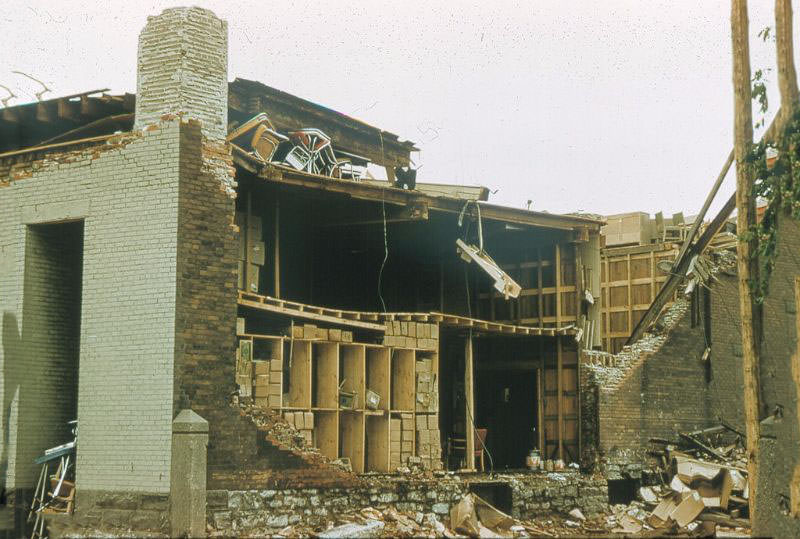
[383,320,438,350]
[283,411,314,445]
[252,358,281,408]
[390,414,415,469]
[290,323,352,342]
[415,357,438,413]
[416,413,443,470]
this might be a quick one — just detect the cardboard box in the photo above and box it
[391,429,401,442]
[253,385,269,397]
[253,360,270,375]
[254,374,270,386]
[236,317,246,335]
[402,441,413,453]
[292,325,305,339]
[428,415,438,430]
[268,395,281,408]
[270,371,282,384]
[270,359,282,372]
[416,415,427,430]
[246,263,260,293]
[391,440,401,453]
[417,429,430,443]
[416,359,430,372]
[249,241,266,266]
[342,331,353,343]
[304,412,314,429]
[329,328,342,341]
[315,328,328,340]
[254,397,269,407]
[431,324,439,339]
[269,383,281,396]
[303,324,317,339]
[284,411,296,428]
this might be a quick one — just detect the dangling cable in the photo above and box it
[377,194,389,312]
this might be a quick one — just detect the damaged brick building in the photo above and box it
[1,7,615,537]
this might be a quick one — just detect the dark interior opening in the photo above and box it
[608,478,640,505]
[474,337,539,470]
[468,482,513,514]
[19,220,83,468]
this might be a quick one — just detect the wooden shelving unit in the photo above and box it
[239,335,420,473]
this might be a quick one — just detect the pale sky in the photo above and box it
[1,1,794,217]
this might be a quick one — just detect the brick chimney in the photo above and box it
[134,7,228,141]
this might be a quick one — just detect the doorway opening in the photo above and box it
[21,220,84,469]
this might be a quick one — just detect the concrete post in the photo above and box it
[171,409,209,538]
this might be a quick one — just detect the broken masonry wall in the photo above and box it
[583,298,734,479]
[172,119,264,478]
[0,123,184,534]
[206,472,608,534]
[711,216,800,538]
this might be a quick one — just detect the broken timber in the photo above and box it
[237,291,577,337]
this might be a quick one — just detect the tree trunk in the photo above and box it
[776,0,800,129]
[731,0,761,520]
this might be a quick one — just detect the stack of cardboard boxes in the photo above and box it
[415,357,437,413]
[416,413,442,470]
[383,320,438,350]
[390,414,415,470]
[252,358,282,408]
[283,411,314,445]
[290,323,352,342]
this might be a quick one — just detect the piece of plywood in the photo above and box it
[366,347,390,411]
[366,415,390,472]
[314,342,339,408]
[341,344,366,408]
[314,410,338,460]
[288,340,312,408]
[465,334,475,471]
[340,411,365,473]
[391,349,415,411]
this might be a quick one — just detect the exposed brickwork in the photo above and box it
[135,7,228,141]
[582,295,742,478]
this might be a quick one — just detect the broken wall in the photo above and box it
[708,217,800,537]
[582,297,742,479]
[0,123,184,532]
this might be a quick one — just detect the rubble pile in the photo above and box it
[220,493,615,538]
[612,423,751,537]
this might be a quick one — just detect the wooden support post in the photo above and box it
[555,244,562,327]
[604,256,610,350]
[557,336,564,461]
[537,248,544,328]
[626,253,633,336]
[274,197,281,298]
[791,277,800,517]
[465,333,475,471]
[649,250,656,304]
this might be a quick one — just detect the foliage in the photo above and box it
[745,108,800,302]
[752,69,770,128]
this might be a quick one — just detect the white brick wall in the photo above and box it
[0,122,182,494]
[135,7,228,141]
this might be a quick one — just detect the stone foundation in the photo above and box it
[207,472,608,534]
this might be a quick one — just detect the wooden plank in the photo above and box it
[557,337,564,461]
[626,253,633,335]
[366,347,390,411]
[340,411,365,473]
[288,340,312,408]
[465,334,475,471]
[238,298,386,331]
[314,410,338,460]
[274,197,281,298]
[314,342,339,408]
[391,349,416,411]
[341,344,366,408]
[366,415,390,472]
[555,244,562,327]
